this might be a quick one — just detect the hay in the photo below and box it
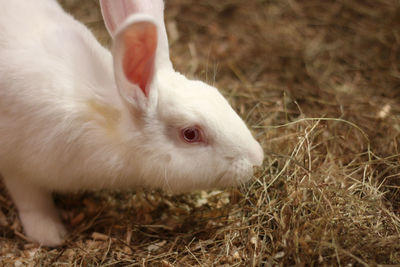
[1,0,400,265]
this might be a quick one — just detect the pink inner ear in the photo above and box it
[123,22,157,97]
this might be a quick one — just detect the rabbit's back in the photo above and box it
[0,0,68,44]
[0,0,115,115]
[0,0,124,191]
[0,0,76,134]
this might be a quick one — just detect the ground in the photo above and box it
[1,0,400,266]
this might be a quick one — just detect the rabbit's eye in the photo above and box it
[181,127,202,143]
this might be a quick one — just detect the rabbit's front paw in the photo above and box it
[20,209,67,247]
[3,176,67,246]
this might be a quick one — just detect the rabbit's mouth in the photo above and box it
[214,158,254,188]
[155,156,255,193]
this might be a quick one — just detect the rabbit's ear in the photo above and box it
[100,0,172,69]
[100,0,138,37]
[113,16,157,109]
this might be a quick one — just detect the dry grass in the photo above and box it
[1,0,400,266]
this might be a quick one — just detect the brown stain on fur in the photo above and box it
[86,99,121,135]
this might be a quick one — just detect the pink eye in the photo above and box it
[181,126,202,143]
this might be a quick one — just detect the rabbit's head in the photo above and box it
[101,0,264,192]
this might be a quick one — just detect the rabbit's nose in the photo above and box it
[249,141,264,167]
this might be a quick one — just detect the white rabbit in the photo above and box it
[0,0,264,246]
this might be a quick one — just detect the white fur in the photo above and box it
[0,0,264,246]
